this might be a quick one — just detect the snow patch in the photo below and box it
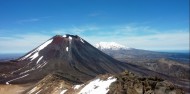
[95,42,130,50]
[19,68,35,75]
[68,36,72,45]
[78,76,116,94]
[19,61,47,75]
[66,47,68,52]
[11,68,23,74]
[6,82,9,85]
[60,89,67,94]
[80,38,84,43]
[20,39,52,61]
[35,89,42,94]
[74,85,83,89]
[68,36,72,40]
[37,39,53,50]
[28,87,38,94]
[63,35,66,37]
[36,56,43,64]
[39,61,48,68]
[36,61,48,69]
[7,74,29,83]
[20,53,33,60]
[30,52,39,61]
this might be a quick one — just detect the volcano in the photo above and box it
[0,34,132,84]
[0,34,187,94]
[0,34,174,84]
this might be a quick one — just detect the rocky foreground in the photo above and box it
[0,71,184,94]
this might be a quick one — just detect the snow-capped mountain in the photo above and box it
[0,34,129,84]
[95,42,130,50]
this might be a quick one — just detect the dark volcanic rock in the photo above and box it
[0,35,129,84]
[108,71,185,94]
[25,72,185,94]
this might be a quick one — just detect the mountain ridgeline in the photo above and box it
[0,34,187,94]
[0,35,130,84]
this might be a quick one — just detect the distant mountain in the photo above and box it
[0,53,23,61]
[96,42,190,80]
[96,42,189,61]
[95,42,131,50]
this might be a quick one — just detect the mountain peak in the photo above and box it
[53,34,79,39]
[1,34,127,84]
[95,42,130,50]
[51,34,85,44]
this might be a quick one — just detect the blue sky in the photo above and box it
[0,0,189,53]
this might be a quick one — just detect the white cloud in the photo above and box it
[123,32,189,50]
[85,31,189,51]
[54,28,189,51]
[16,16,50,24]
[0,24,188,53]
[52,25,99,35]
[80,25,189,51]
[17,18,40,24]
